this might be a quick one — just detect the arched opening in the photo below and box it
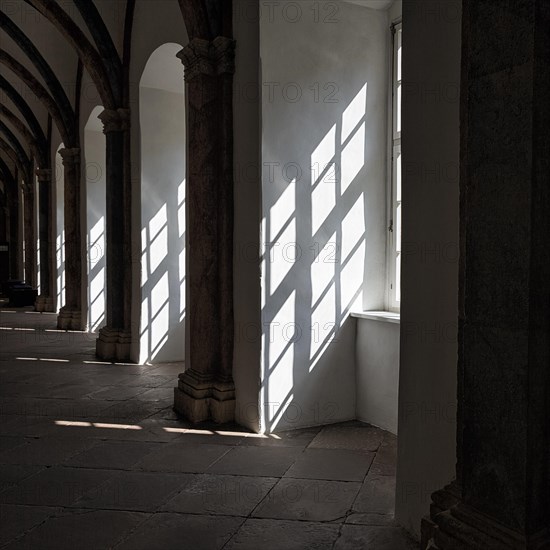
[84,106,106,331]
[139,43,186,363]
[55,143,65,310]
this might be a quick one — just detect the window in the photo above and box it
[387,21,402,312]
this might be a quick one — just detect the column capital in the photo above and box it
[98,108,131,134]
[58,148,81,166]
[177,36,236,82]
[35,168,52,182]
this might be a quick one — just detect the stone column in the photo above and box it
[35,168,55,312]
[174,37,236,423]
[424,1,550,548]
[57,148,85,330]
[6,184,21,279]
[0,202,6,242]
[22,182,37,288]
[95,108,133,361]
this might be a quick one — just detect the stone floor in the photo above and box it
[0,308,418,549]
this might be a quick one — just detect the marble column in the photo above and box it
[57,148,85,330]
[424,1,550,548]
[35,168,55,312]
[173,37,236,423]
[22,182,37,288]
[95,108,133,361]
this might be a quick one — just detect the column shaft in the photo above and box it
[57,148,84,330]
[174,37,236,423]
[23,184,37,288]
[35,168,55,312]
[425,1,550,548]
[95,109,132,361]
[6,185,21,279]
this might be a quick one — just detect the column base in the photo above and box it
[96,327,132,362]
[35,295,55,313]
[174,370,236,423]
[57,307,85,331]
[427,501,550,550]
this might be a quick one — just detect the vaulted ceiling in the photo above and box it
[0,0,228,191]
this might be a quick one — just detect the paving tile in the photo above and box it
[240,427,320,448]
[115,512,242,550]
[370,436,397,476]
[74,471,189,512]
[135,387,174,402]
[162,474,277,516]
[252,478,360,522]
[353,474,396,516]
[0,467,117,507]
[0,437,95,466]
[284,449,375,482]
[346,512,396,526]
[309,426,384,451]
[135,442,232,472]
[88,385,149,401]
[333,525,419,549]
[2,509,147,550]
[64,440,160,470]
[207,446,302,477]
[0,504,57,546]
[225,518,340,550]
[0,465,43,493]
[0,436,28,453]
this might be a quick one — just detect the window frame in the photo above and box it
[386,19,402,312]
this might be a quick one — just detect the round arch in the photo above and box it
[139,43,186,364]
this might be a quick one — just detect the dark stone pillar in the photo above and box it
[425,1,550,548]
[22,182,37,289]
[6,185,21,279]
[173,37,236,423]
[0,203,6,242]
[57,148,85,330]
[95,108,133,361]
[35,168,55,312]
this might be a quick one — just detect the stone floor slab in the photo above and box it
[207,445,302,477]
[309,426,384,451]
[64,440,159,470]
[0,467,117,507]
[353,474,396,516]
[74,471,190,512]
[135,442,232,473]
[0,504,57,546]
[162,474,277,516]
[225,518,340,550]
[333,524,419,549]
[2,508,147,550]
[252,478,361,522]
[284,449,375,482]
[115,512,242,550]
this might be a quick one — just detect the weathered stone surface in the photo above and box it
[426,0,550,547]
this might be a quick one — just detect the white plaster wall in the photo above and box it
[129,0,188,363]
[139,81,185,364]
[395,0,461,538]
[260,1,389,432]
[356,318,400,433]
[84,111,106,332]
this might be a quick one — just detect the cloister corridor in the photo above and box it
[0,308,416,549]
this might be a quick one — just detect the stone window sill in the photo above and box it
[350,310,401,324]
